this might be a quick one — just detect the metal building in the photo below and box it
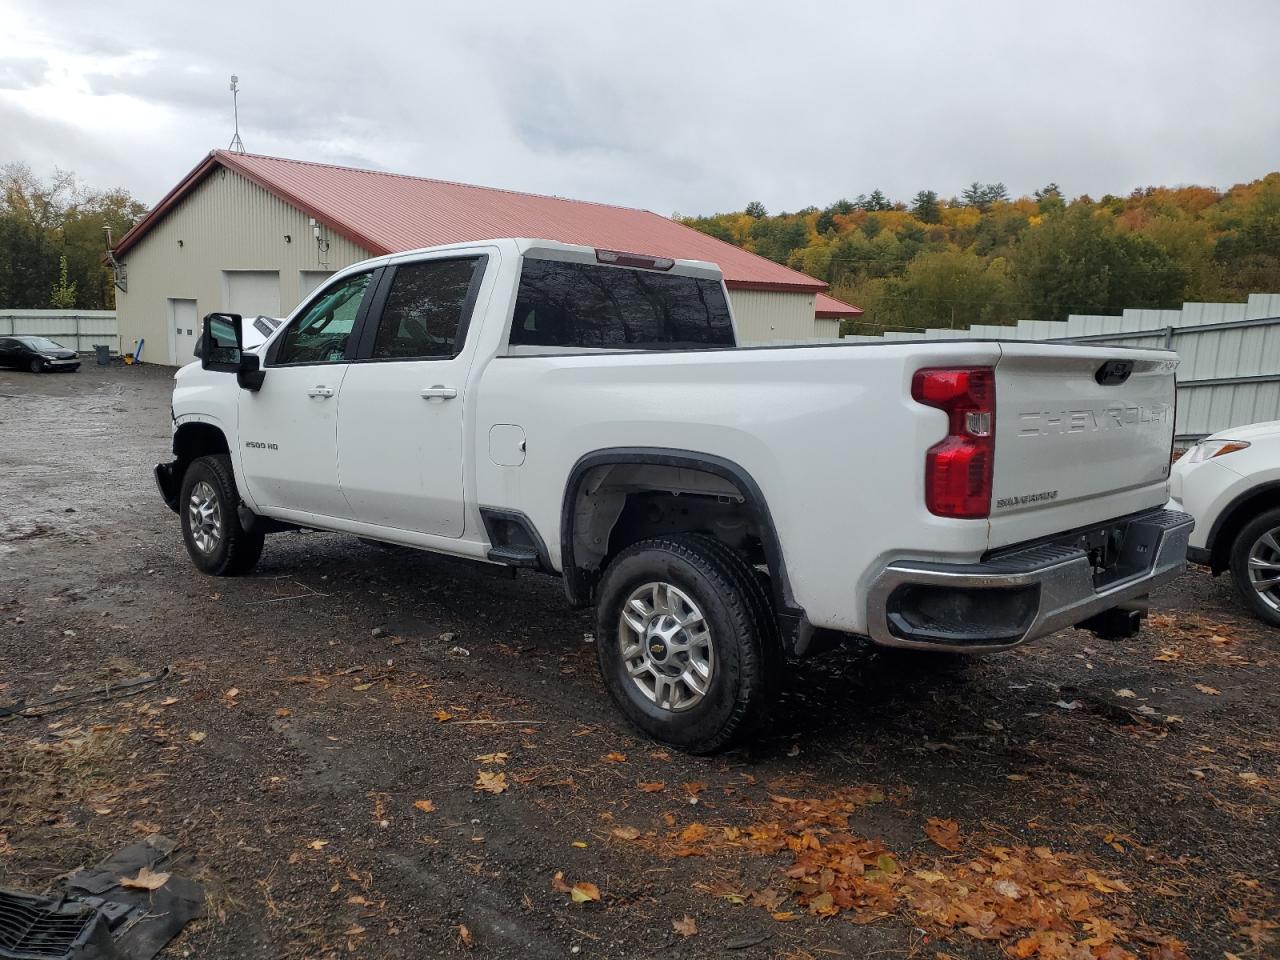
[108,151,861,365]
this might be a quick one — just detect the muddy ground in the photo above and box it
[0,365,1276,960]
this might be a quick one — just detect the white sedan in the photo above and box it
[1170,420,1280,626]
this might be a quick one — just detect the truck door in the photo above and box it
[237,270,376,519]
[335,254,489,537]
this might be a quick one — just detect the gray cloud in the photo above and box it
[0,56,46,90]
[2,0,1277,213]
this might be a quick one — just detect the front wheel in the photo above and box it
[29,358,44,373]
[1230,507,1280,627]
[594,534,780,754]
[179,454,264,576]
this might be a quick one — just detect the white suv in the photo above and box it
[1170,420,1280,626]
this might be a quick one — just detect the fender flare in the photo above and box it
[558,447,799,620]
[1204,479,1280,570]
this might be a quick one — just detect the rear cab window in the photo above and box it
[508,259,735,353]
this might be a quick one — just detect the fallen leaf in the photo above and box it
[1115,688,1137,698]
[121,867,170,891]
[1194,683,1220,695]
[551,871,572,893]
[571,841,588,848]
[683,781,707,796]
[307,839,330,850]
[413,799,436,813]
[352,682,373,692]
[771,911,799,922]
[604,752,627,763]
[187,731,206,743]
[638,781,665,793]
[223,687,239,701]
[458,924,473,947]
[611,826,641,841]
[570,882,601,904]
[679,822,708,843]
[274,707,291,717]
[1239,771,1261,784]
[672,915,698,937]
[914,869,947,883]
[1054,700,1083,711]
[1154,648,1182,662]
[1006,774,1027,782]
[473,752,508,764]
[475,770,508,794]
[343,924,365,937]
[434,710,453,722]
[993,879,1024,900]
[925,817,962,852]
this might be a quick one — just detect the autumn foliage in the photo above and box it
[679,175,1280,336]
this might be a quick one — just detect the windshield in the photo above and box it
[18,337,66,351]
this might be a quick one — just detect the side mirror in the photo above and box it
[200,312,265,391]
[201,313,244,371]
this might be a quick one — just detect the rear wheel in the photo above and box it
[179,454,264,576]
[594,534,780,754]
[1230,507,1280,627]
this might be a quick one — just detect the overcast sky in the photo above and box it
[1,0,1277,216]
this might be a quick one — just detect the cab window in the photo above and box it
[274,272,372,365]
[370,257,483,360]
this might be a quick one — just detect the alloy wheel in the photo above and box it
[618,581,714,712]
[1246,526,1280,614]
[188,480,223,555]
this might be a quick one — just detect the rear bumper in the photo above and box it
[866,508,1194,652]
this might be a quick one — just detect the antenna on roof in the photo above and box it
[228,75,246,154]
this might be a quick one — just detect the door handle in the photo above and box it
[307,386,335,399]
[420,385,458,402]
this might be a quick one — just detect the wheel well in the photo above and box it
[560,453,795,622]
[1209,483,1280,572]
[173,422,230,472]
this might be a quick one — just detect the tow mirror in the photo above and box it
[200,312,265,391]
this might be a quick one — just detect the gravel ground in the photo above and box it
[0,364,1276,960]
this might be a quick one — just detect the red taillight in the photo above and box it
[911,367,995,519]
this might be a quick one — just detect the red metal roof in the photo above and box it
[112,151,843,296]
[815,292,863,318]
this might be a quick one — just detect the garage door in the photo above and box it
[224,271,281,319]
[299,271,333,302]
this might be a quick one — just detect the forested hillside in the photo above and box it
[0,163,146,311]
[679,176,1280,334]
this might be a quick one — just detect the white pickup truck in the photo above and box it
[156,238,1193,752]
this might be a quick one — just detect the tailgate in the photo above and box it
[988,342,1178,550]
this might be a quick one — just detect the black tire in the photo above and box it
[29,358,44,373]
[179,454,264,576]
[1229,507,1280,627]
[594,533,781,754]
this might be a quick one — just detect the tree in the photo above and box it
[49,255,76,308]
[1010,204,1187,320]
[747,217,808,264]
[0,164,145,309]
[862,189,892,212]
[744,200,767,219]
[961,181,1009,211]
[911,190,941,223]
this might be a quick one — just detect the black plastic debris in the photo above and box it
[0,836,202,960]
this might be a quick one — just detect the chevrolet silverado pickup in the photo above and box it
[155,238,1193,752]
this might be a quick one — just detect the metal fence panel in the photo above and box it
[0,310,119,354]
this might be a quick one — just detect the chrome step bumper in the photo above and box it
[866,508,1195,652]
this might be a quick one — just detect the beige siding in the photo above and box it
[729,289,821,345]
[115,168,370,365]
[813,318,841,339]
